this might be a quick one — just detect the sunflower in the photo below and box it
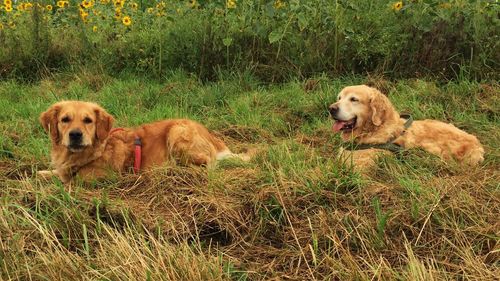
[45,4,52,11]
[156,1,165,9]
[146,7,153,13]
[8,21,15,28]
[92,25,97,32]
[80,11,89,22]
[226,0,236,9]
[3,0,12,6]
[392,1,403,11]
[130,2,138,10]
[114,9,121,19]
[24,2,33,10]
[57,1,69,8]
[188,0,199,9]
[81,0,93,9]
[113,0,124,8]
[274,0,285,9]
[5,5,12,12]
[122,15,131,26]
[0,23,3,30]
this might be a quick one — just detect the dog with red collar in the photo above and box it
[37,101,250,183]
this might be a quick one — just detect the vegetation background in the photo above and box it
[0,0,498,81]
[0,0,499,280]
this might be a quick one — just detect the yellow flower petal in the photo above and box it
[122,15,131,26]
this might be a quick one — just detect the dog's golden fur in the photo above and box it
[38,101,248,183]
[330,85,484,167]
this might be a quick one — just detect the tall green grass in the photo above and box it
[0,74,498,279]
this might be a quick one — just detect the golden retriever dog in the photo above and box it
[38,101,249,183]
[329,85,484,167]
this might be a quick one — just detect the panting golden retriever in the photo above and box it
[329,85,484,167]
[38,101,249,183]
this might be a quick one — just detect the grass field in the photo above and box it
[0,72,498,280]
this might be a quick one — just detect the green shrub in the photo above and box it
[0,0,498,81]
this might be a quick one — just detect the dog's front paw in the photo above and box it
[37,170,58,180]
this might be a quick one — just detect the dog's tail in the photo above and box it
[456,140,484,166]
[467,146,485,166]
[216,148,257,162]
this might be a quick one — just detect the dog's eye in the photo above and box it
[350,97,359,102]
[337,96,341,101]
[83,117,93,124]
[61,116,70,123]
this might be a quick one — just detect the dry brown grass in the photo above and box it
[0,78,498,280]
[1,158,498,280]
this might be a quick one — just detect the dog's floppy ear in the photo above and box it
[94,106,114,142]
[369,89,391,126]
[40,104,61,143]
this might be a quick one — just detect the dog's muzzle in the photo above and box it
[68,129,84,149]
[328,104,339,118]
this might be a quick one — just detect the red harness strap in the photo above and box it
[133,137,142,173]
[109,128,142,173]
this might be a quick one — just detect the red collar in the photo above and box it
[109,128,142,173]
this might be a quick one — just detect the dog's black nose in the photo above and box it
[69,130,83,140]
[329,105,339,116]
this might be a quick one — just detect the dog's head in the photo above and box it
[40,101,114,152]
[328,85,395,139]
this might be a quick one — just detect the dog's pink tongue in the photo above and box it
[332,121,346,132]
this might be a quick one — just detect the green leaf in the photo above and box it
[268,29,284,44]
[297,13,308,31]
[222,37,233,47]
